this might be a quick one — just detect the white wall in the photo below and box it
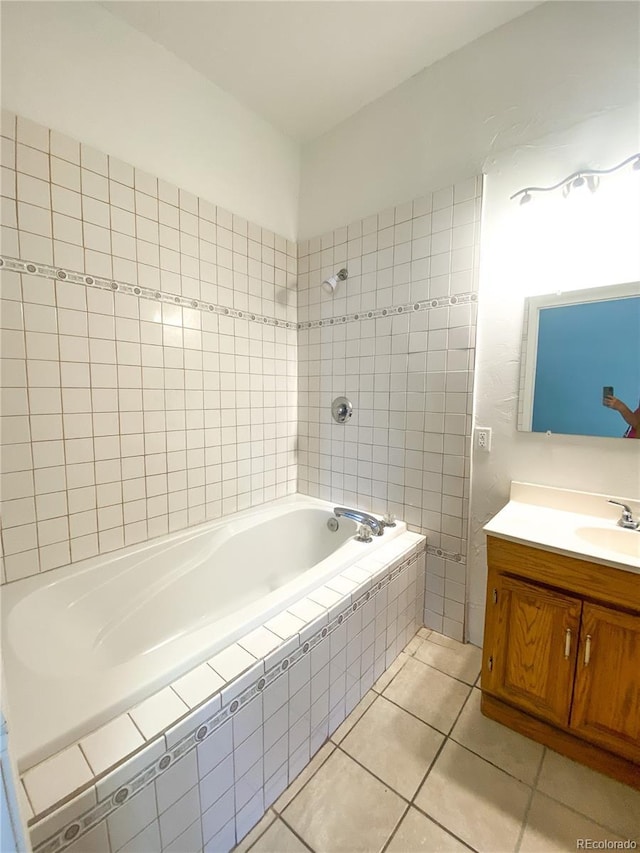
[467,104,640,644]
[298,1,640,239]
[0,2,300,240]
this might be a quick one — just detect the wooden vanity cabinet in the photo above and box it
[482,535,640,790]
[571,603,640,759]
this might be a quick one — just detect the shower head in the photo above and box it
[322,268,348,294]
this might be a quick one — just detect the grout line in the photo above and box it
[445,732,537,790]
[411,640,481,686]
[409,801,478,853]
[237,808,277,853]
[270,740,336,819]
[408,680,474,796]
[402,687,475,850]
[331,735,477,853]
[332,741,414,807]
[379,803,411,853]
[530,753,638,844]
[274,814,316,853]
[400,680,480,852]
[379,677,477,737]
[530,786,640,843]
[329,691,380,746]
[514,746,546,853]
[442,686,553,790]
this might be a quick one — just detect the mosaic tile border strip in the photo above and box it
[31,545,424,853]
[0,256,296,330]
[0,255,476,333]
[426,544,465,564]
[298,291,478,330]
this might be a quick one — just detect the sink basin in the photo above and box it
[575,527,640,560]
[483,484,640,573]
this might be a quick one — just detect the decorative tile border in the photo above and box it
[30,539,425,853]
[426,544,465,563]
[298,292,478,330]
[0,256,296,330]
[0,255,476,333]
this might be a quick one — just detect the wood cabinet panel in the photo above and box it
[571,603,640,762]
[488,575,581,726]
[487,537,640,613]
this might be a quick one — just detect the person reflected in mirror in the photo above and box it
[604,394,640,438]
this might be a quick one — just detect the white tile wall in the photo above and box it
[296,179,483,640]
[0,108,483,642]
[0,111,297,584]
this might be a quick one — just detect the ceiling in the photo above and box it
[102,1,542,142]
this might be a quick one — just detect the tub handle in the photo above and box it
[355,524,373,542]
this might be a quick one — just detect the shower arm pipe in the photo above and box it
[510,153,640,201]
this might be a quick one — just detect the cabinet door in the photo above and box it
[486,575,581,727]
[570,603,640,762]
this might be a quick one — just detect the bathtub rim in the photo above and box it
[1,493,349,599]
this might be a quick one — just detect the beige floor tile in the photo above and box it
[537,750,640,842]
[331,690,376,743]
[450,688,544,785]
[386,807,468,853]
[383,656,470,734]
[520,792,628,853]
[282,747,405,853]
[403,634,424,656]
[414,637,482,685]
[341,695,444,799]
[427,632,466,650]
[273,742,334,814]
[372,651,410,693]
[414,741,531,853]
[248,818,310,853]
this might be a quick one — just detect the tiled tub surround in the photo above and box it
[20,533,425,853]
[0,111,297,585]
[297,178,482,640]
[3,495,407,770]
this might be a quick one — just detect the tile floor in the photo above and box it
[233,629,640,853]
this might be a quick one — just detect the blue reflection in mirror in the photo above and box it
[531,296,640,437]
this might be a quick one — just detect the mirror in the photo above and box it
[518,282,640,438]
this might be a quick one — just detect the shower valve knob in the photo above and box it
[331,396,353,424]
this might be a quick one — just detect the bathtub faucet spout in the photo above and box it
[334,507,384,537]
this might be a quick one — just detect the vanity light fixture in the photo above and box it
[510,152,640,205]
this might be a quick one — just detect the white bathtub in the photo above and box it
[1,496,406,771]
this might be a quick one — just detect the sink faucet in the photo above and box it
[608,500,640,530]
[334,507,384,537]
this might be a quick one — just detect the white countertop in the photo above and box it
[483,483,640,575]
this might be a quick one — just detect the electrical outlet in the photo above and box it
[475,427,492,452]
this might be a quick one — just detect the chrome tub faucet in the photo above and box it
[334,507,384,537]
